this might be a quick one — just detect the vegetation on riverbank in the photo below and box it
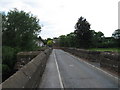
[88,48,120,53]
[53,17,119,50]
[1,9,42,82]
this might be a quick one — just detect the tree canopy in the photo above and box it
[2,9,41,51]
[112,29,120,47]
[47,40,53,47]
[74,16,92,48]
[1,9,42,81]
[112,29,120,39]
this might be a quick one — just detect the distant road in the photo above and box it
[39,49,119,88]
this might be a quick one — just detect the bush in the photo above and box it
[2,46,21,81]
[2,64,10,74]
[2,46,16,69]
[2,64,10,81]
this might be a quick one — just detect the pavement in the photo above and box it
[39,49,119,88]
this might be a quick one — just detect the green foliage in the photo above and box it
[2,64,10,74]
[112,29,120,47]
[2,46,17,81]
[55,16,119,49]
[112,29,120,39]
[2,46,16,69]
[43,38,52,45]
[56,16,119,49]
[91,30,105,48]
[59,35,67,47]
[74,16,92,48]
[1,9,42,81]
[88,48,120,53]
[2,9,41,51]
[47,40,53,47]
[59,33,76,47]
[2,64,11,82]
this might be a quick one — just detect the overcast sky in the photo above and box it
[0,0,119,39]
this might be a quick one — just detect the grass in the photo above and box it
[88,48,120,53]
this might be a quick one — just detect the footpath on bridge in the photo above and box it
[39,50,62,88]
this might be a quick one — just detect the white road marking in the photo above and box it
[54,50,64,88]
[63,50,119,81]
[69,65,74,67]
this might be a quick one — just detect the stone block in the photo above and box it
[2,71,29,88]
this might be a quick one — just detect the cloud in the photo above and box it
[0,0,119,39]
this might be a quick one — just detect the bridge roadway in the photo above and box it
[39,49,119,88]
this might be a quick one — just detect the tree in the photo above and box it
[47,40,53,47]
[58,33,77,47]
[112,29,120,47]
[53,37,59,47]
[2,9,41,50]
[112,29,120,39]
[43,38,52,45]
[59,35,67,47]
[91,30,105,47]
[1,9,41,81]
[74,16,92,48]
[66,32,76,47]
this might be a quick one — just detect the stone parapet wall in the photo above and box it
[100,52,120,72]
[61,47,120,72]
[61,48,101,62]
[1,48,52,88]
[15,51,41,70]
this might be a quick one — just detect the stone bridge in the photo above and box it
[1,48,119,89]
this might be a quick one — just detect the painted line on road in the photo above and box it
[63,50,119,81]
[54,50,64,89]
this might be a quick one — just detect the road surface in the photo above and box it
[39,49,119,88]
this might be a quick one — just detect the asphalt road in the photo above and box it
[39,49,119,88]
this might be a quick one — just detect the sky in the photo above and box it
[0,0,119,39]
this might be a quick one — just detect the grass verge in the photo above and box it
[88,48,120,53]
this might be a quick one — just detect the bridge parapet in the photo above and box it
[1,48,52,88]
[61,47,120,73]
